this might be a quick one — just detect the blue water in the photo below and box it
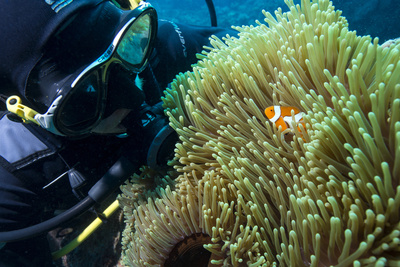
[151,0,400,43]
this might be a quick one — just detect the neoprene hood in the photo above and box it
[0,0,129,110]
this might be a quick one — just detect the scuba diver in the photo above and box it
[0,0,236,266]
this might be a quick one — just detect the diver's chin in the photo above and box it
[91,109,131,135]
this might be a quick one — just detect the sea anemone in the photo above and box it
[119,0,400,265]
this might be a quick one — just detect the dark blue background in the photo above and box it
[150,0,399,43]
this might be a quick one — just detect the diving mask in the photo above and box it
[7,2,157,136]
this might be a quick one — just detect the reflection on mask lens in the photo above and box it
[59,73,101,128]
[117,14,151,65]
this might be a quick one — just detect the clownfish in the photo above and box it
[264,106,306,134]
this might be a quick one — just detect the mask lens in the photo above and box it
[58,72,103,130]
[116,13,152,67]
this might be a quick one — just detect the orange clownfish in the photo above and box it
[264,106,306,134]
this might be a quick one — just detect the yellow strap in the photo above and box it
[129,0,140,9]
[6,96,39,125]
[111,0,140,10]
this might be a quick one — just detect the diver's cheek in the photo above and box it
[91,108,131,134]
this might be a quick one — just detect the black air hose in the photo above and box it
[0,156,136,243]
[205,0,217,26]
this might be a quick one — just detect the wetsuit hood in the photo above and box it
[0,0,102,98]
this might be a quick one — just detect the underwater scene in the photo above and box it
[49,0,399,266]
[152,0,400,42]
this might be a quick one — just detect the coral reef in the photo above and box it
[119,0,400,266]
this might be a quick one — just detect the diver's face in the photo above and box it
[91,67,145,135]
[91,108,131,134]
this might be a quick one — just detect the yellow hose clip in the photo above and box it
[51,199,121,260]
[6,95,39,125]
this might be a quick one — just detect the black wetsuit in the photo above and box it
[0,18,236,266]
